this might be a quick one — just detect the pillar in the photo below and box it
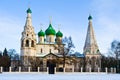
[72,66,74,72]
[28,67,31,72]
[81,67,83,72]
[98,67,100,73]
[38,67,40,72]
[63,67,65,73]
[89,67,91,72]
[105,67,108,73]
[111,67,113,73]
[19,67,21,72]
[55,67,56,74]
[114,68,116,73]
[47,67,48,73]
[0,67,3,73]
[9,67,12,72]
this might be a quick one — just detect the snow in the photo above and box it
[0,72,120,80]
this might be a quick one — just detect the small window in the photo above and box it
[49,37,51,42]
[89,60,91,65]
[49,49,51,53]
[27,34,28,36]
[41,48,43,53]
[58,49,60,53]
[40,37,42,41]
[25,40,29,47]
[31,40,34,47]
[40,61,43,65]
[44,38,46,42]
[21,40,24,47]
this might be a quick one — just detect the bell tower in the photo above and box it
[20,8,36,67]
[83,15,101,71]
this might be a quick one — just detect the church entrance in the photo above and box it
[47,59,56,74]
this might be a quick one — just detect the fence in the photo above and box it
[0,66,117,74]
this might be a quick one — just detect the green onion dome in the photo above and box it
[88,15,92,20]
[45,24,56,35]
[56,30,63,37]
[27,8,32,13]
[38,30,45,37]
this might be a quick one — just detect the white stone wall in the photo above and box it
[46,35,55,43]
[38,37,44,43]
[21,48,36,56]
[36,44,58,54]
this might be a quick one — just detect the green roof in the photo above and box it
[45,24,56,35]
[88,15,92,20]
[38,30,45,37]
[27,8,32,13]
[56,30,63,37]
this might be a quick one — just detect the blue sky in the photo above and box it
[0,0,120,54]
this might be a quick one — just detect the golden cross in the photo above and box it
[58,24,61,31]
[49,16,52,24]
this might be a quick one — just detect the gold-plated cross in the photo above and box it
[58,24,61,31]
[49,16,52,24]
[28,1,31,8]
[40,23,43,30]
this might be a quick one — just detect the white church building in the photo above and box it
[20,8,101,72]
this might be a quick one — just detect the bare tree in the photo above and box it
[62,36,75,67]
[8,49,17,60]
[110,40,120,72]
[53,36,75,68]
[8,49,20,70]
[0,51,2,67]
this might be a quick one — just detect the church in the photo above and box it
[20,8,101,72]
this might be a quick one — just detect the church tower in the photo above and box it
[20,8,37,67]
[83,15,101,71]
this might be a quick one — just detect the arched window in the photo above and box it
[49,49,51,53]
[86,57,89,62]
[89,59,91,65]
[57,38,61,43]
[49,37,51,42]
[40,61,43,65]
[91,57,96,61]
[41,48,43,53]
[58,49,60,53]
[21,40,24,47]
[31,40,34,47]
[40,37,43,42]
[25,40,29,47]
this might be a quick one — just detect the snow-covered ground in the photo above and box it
[0,72,120,80]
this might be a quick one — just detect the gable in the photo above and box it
[43,53,59,59]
